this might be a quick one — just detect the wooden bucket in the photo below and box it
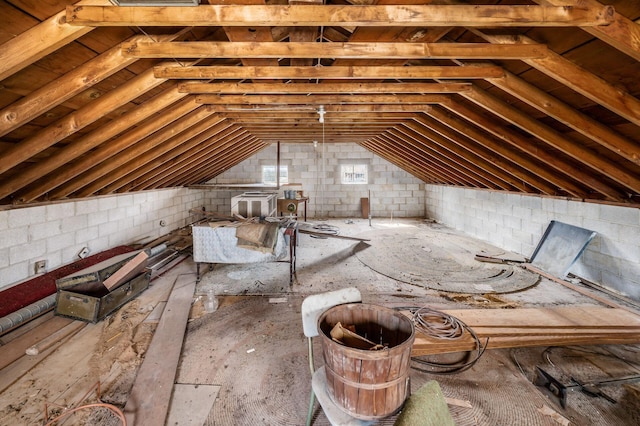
[318,303,415,420]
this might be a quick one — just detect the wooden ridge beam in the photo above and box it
[122,42,548,60]
[180,82,470,94]
[67,5,614,27]
[155,65,505,80]
[472,29,640,127]
[196,94,450,104]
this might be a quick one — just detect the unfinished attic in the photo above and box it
[1,0,640,424]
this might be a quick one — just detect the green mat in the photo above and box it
[394,381,455,426]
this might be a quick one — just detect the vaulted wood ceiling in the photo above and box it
[0,0,639,206]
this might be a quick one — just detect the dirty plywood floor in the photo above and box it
[2,218,640,425]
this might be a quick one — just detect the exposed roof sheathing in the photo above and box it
[0,0,639,206]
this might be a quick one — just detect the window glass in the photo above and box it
[341,164,368,184]
[262,165,288,184]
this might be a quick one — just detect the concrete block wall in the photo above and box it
[425,185,640,301]
[0,188,208,291]
[208,143,425,218]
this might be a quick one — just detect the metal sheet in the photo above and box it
[530,220,597,278]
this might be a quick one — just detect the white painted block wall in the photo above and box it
[0,188,208,291]
[207,143,425,219]
[425,185,640,301]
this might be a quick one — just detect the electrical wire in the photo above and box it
[395,306,488,374]
[44,403,126,426]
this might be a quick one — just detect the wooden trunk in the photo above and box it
[318,303,415,420]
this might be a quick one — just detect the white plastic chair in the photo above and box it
[301,287,374,426]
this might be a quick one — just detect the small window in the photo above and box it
[341,164,368,184]
[262,165,288,184]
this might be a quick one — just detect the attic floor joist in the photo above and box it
[0,1,639,207]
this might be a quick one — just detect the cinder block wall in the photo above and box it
[0,188,208,291]
[425,185,640,301]
[208,143,425,219]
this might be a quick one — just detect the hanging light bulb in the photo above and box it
[317,105,325,123]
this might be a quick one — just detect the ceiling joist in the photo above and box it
[66,5,614,27]
[180,82,470,94]
[122,42,548,60]
[154,65,505,80]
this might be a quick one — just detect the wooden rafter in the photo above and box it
[472,29,640,127]
[66,5,614,27]
[533,0,640,61]
[15,97,200,204]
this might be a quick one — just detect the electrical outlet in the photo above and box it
[78,247,90,259]
[35,260,47,274]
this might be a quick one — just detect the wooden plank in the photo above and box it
[121,41,548,60]
[155,65,505,80]
[103,251,149,291]
[179,82,471,94]
[0,316,72,371]
[0,8,93,81]
[123,274,196,426]
[196,94,450,105]
[66,5,614,27]
[533,0,640,62]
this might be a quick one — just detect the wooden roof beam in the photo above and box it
[426,106,586,198]
[115,128,249,193]
[461,86,640,197]
[180,82,471,94]
[365,136,462,186]
[473,66,640,165]
[154,65,505,80]
[14,96,200,204]
[533,0,640,62]
[122,41,548,60]
[0,1,99,81]
[361,138,447,185]
[393,124,516,192]
[74,113,229,198]
[472,29,640,127]
[47,107,219,200]
[176,136,267,188]
[378,132,481,187]
[196,94,450,105]
[66,5,614,27]
[206,104,432,113]
[443,99,626,202]
[410,114,557,195]
[0,61,192,179]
